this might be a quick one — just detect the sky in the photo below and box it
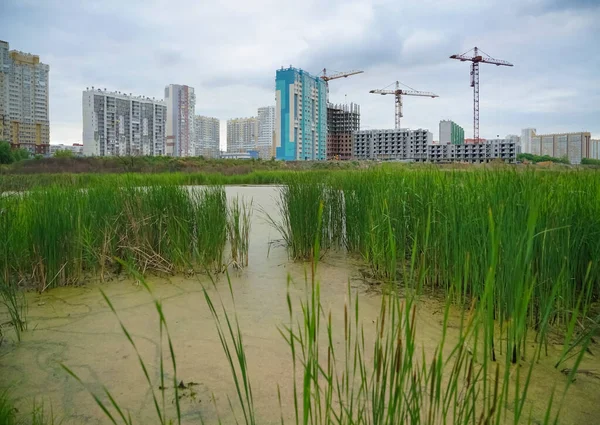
[1,0,599,148]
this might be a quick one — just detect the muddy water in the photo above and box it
[1,186,599,424]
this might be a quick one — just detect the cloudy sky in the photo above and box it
[2,0,599,147]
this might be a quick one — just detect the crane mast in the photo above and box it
[450,46,513,142]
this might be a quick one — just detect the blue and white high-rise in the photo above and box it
[275,67,327,161]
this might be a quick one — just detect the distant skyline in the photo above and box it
[2,0,599,150]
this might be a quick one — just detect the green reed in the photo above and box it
[0,184,230,291]
[227,197,253,268]
[271,168,600,361]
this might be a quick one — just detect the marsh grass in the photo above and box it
[271,169,600,362]
[0,278,27,342]
[0,391,60,425]
[1,184,230,291]
[227,197,253,268]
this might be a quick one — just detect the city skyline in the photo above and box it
[2,0,599,149]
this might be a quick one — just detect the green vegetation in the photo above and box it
[517,152,570,164]
[227,197,253,268]
[0,170,311,193]
[0,142,13,165]
[3,167,599,424]
[270,169,600,363]
[0,141,30,165]
[581,157,600,166]
[52,150,74,158]
[0,155,364,176]
[0,391,58,425]
[0,184,230,291]
[0,280,27,342]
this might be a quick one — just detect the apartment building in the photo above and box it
[82,88,167,156]
[194,115,220,158]
[353,129,432,161]
[165,84,195,157]
[354,129,516,163]
[257,106,275,159]
[0,40,50,154]
[439,120,464,145]
[520,128,536,154]
[590,139,599,160]
[327,103,360,160]
[529,131,591,164]
[275,66,327,161]
[227,117,258,154]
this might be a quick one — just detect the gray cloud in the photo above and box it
[1,0,599,145]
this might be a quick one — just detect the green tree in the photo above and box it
[0,141,13,164]
[53,149,74,158]
[11,148,30,162]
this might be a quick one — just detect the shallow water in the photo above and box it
[1,186,598,424]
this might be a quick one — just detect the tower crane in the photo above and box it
[450,47,513,142]
[369,81,439,130]
[321,68,364,100]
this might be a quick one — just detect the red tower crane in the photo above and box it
[369,81,439,130]
[450,47,513,143]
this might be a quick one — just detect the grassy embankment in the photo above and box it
[0,156,366,192]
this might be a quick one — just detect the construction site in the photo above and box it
[274,47,531,164]
[326,103,360,160]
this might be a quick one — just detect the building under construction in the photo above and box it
[326,103,359,160]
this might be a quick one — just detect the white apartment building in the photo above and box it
[165,84,195,157]
[257,106,275,159]
[529,131,591,164]
[521,128,536,154]
[227,117,258,153]
[590,139,599,160]
[0,40,50,154]
[354,129,433,160]
[82,88,167,157]
[194,115,220,158]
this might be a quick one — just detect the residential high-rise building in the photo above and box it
[194,115,220,158]
[520,128,536,154]
[327,103,360,160]
[591,139,600,160]
[257,106,275,159]
[82,88,166,156]
[227,117,258,153]
[275,66,327,161]
[528,130,591,164]
[165,84,195,157]
[439,120,465,145]
[0,40,50,154]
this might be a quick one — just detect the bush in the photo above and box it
[0,141,13,164]
[517,152,570,164]
[53,149,74,158]
[581,157,600,166]
[0,142,31,164]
